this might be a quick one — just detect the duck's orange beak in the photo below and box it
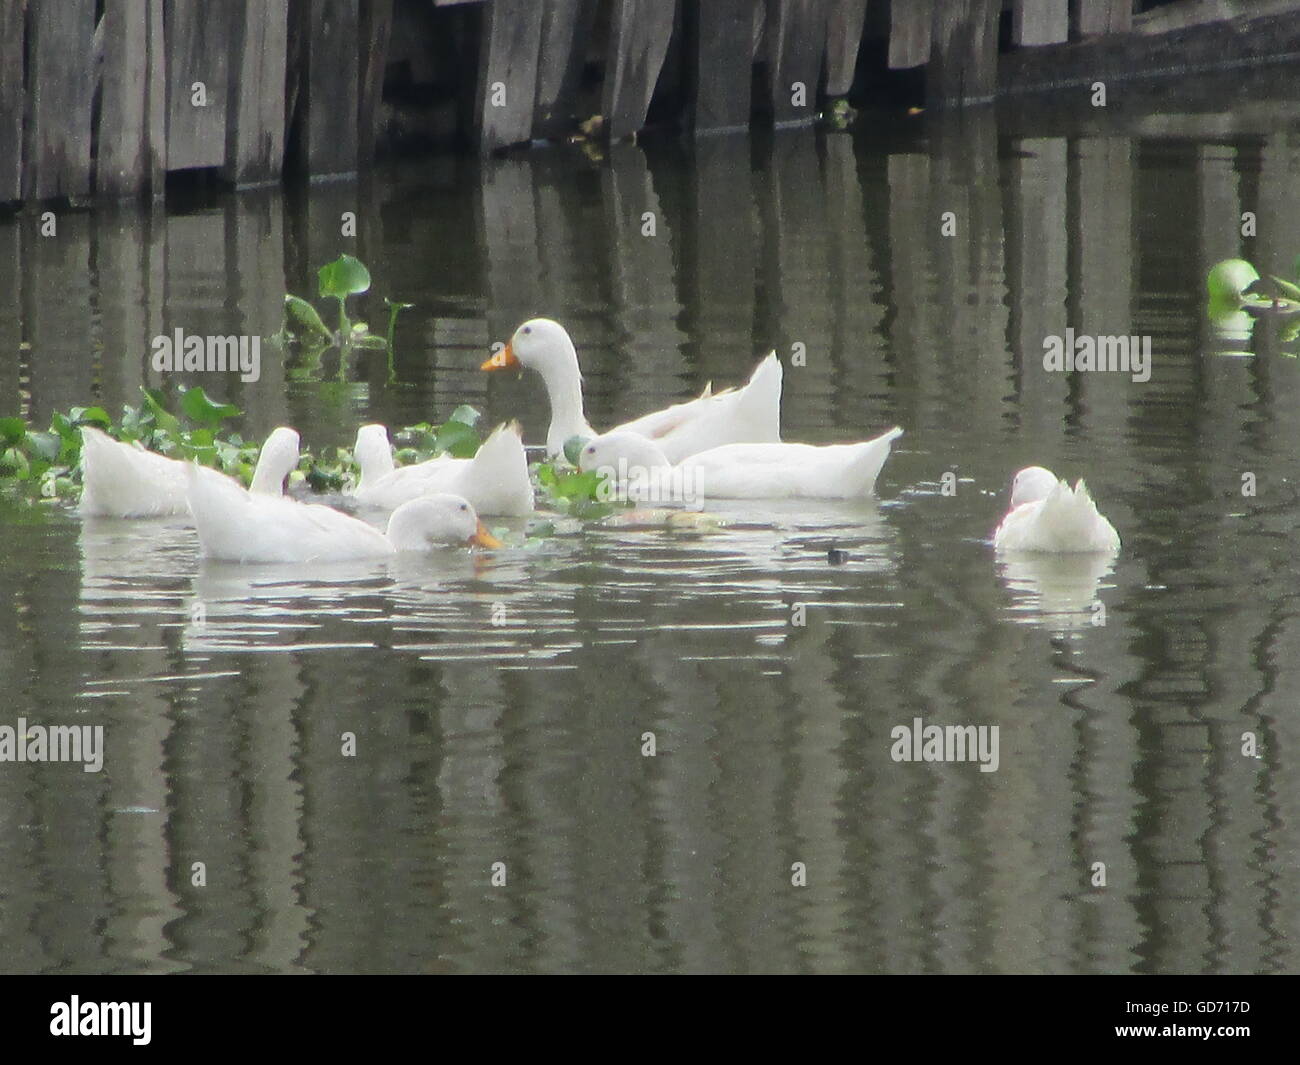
[481,342,520,372]
[470,520,503,549]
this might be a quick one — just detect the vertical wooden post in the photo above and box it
[684,0,754,134]
[165,0,231,171]
[766,0,829,126]
[0,0,23,203]
[928,0,1000,105]
[23,0,96,202]
[475,0,545,153]
[292,0,359,176]
[889,0,931,68]
[534,0,597,140]
[225,0,288,186]
[357,0,392,164]
[603,0,677,141]
[824,0,869,97]
[1077,0,1132,38]
[1012,0,1069,45]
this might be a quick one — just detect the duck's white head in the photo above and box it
[386,493,502,551]
[578,431,673,478]
[249,427,301,495]
[1010,466,1061,507]
[353,424,395,483]
[482,318,578,377]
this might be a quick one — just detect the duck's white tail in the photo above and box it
[184,462,252,558]
[1034,479,1121,553]
[465,421,533,516]
[842,426,903,496]
[732,351,783,443]
[79,426,187,517]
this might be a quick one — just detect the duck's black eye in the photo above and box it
[459,503,468,511]
[523,325,532,335]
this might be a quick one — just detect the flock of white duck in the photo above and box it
[76,317,1121,564]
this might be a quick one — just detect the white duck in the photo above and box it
[577,427,903,501]
[79,425,300,518]
[185,462,501,563]
[350,421,533,516]
[993,466,1120,553]
[482,318,783,461]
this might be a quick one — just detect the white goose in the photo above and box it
[350,421,533,515]
[577,427,903,501]
[482,318,783,461]
[79,425,300,518]
[185,463,501,563]
[994,466,1120,553]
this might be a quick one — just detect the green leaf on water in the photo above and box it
[562,435,590,467]
[25,430,61,463]
[141,388,181,436]
[318,254,371,301]
[68,405,112,429]
[434,419,481,459]
[180,385,240,426]
[1207,258,1261,302]
[283,294,333,340]
[0,416,25,447]
[448,405,480,428]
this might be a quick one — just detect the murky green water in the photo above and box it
[3,92,1300,973]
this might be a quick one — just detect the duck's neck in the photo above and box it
[357,447,395,490]
[249,451,288,495]
[537,342,593,457]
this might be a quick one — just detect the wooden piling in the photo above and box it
[357,0,393,165]
[23,0,96,202]
[475,0,545,153]
[291,0,360,176]
[889,0,933,68]
[534,0,597,140]
[766,0,829,126]
[97,1,165,199]
[0,0,24,203]
[685,0,755,134]
[165,0,230,172]
[1012,0,1069,45]
[603,0,677,141]
[225,1,289,186]
[928,0,1001,105]
[1078,0,1133,38]
[824,0,870,97]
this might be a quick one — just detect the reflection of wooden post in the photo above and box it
[928,0,1000,106]
[229,191,287,420]
[535,0,597,140]
[603,0,676,140]
[889,0,931,68]
[825,0,869,96]
[766,0,828,126]
[0,0,22,203]
[0,222,19,414]
[1077,0,1132,38]
[94,206,165,405]
[685,0,754,134]
[1011,0,1069,45]
[475,0,544,153]
[166,0,231,172]
[23,0,95,201]
[886,153,933,402]
[225,1,289,186]
[356,0,392,165]
[23,214,94,422]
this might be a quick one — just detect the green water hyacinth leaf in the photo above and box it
[448,404,480,428]
[562,435,590,467]
[434,419,481,459]
[25,430,61,463]
[68,406,111,429]
[141,388,181,436]
[318,254,371,301]
[1207,259,1261,301]
[0,416,25,447]
[180,386,240,427]
[1269,276,1300,302]
[284,294,332,340]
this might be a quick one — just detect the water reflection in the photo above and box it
[2,89,1300,972]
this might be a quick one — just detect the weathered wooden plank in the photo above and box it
[603,0,677,141]
[356,0,392,164]
[23,0,95,202]
[889,0,931,69]
[1012,0,1069,45]
[165,0,230,171]
[0,219,19,414]
[1077,0,1132,37]
[292,0,359,176]
[0,0,23,203]
[1135,0,1299,35]
[98,0,167,198]
[928,0,1000,105]
[685,0,754,134]
[224,0,288,185]
[825,0,869,96]
[766,0,829,126]
[475,0,544,152]
[534,0,597,139]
